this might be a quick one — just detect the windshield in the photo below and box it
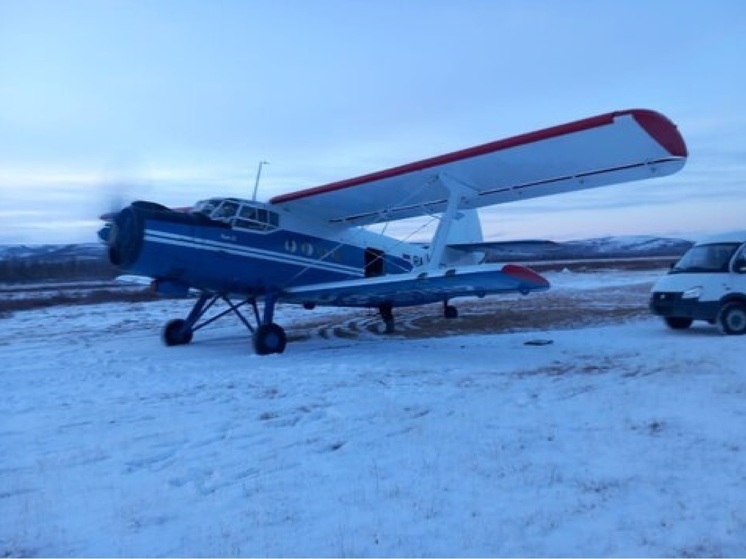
[671,243,740,273]
[191,198,279,231]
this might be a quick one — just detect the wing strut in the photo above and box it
[427,173,479,269]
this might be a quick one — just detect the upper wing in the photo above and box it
[280,263,550,308]
[270,109,687,226]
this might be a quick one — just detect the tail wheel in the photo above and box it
[163,319,194,346]
[253,323,287,355]
[718,302,746,335]
[444,305,458,319]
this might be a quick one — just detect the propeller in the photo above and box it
[94,159,153,254]
[96,157,153,221]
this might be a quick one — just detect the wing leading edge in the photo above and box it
[271,109,687,226]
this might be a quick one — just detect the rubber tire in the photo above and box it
[664,316,693,330]
[444,305,458,319]
[163,319,194,346]
[253,323,287,355]
[718,302,746,335]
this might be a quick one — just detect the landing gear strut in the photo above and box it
[378,302,395,333]
[375,299,460,333]
[161,292,287,355]
[443,299,458,319]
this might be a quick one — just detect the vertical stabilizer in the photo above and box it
[447,209,483,244]
[442,209,485,266]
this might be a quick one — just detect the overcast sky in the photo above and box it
[1,0,744,244]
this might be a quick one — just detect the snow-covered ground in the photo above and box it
[2,269,745,557]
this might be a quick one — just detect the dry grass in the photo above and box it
[285,282,655,342]
[0,289,160,316]
[1,259,662,337]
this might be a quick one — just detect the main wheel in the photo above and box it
[444,305,458,319]
[718,302,746,335]
[253,323,287,355]
[664,316,693,330]
[162,319,194,346]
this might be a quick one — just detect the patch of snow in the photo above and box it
[1,269,744,557]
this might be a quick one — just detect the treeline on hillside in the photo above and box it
[0,257,117,283]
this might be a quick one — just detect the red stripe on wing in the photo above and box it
[270,109,686,205]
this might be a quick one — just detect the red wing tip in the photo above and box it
[501,264,550,288]
[624,109,688,158]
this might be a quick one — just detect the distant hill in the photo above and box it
[0,243,114,283]
[0,236,693,263]
[0,243,106,263]
[0,235,693,283]
[480,235,693,262]
[541,235,692,259]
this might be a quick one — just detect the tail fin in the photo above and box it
[443,209,485,265]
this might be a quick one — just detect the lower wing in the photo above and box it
[280,264,550,308]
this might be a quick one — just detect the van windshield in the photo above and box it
[671,243,740,273]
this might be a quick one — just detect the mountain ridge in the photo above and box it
[0,235,693,264]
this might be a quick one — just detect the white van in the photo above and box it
[649,231,746,335]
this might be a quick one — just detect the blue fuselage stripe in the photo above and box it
[129,219,412,294]
[145,229,363,276]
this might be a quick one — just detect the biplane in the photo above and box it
[100,109,687,354]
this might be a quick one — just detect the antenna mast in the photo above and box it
[251,160,269,201]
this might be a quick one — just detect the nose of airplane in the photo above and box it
[108,204,145,268]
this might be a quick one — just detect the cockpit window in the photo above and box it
[193,199,219,216]
[234,206,279,231]
[672,243,740,273]
[191,198,279,231]
[215,201,240,221]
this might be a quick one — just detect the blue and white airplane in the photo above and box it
[100,109,687,354]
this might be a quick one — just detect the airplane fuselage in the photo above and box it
[105,197,426,297]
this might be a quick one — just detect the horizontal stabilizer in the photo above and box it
[446,240,560,254]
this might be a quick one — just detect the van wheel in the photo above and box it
[718,302,746,335]
[664,316,693,330]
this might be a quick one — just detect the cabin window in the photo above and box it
[214,201,240,222]
[233,205,280,232]
[192,198,279,231]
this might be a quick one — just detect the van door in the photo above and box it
[731,243,746,290]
